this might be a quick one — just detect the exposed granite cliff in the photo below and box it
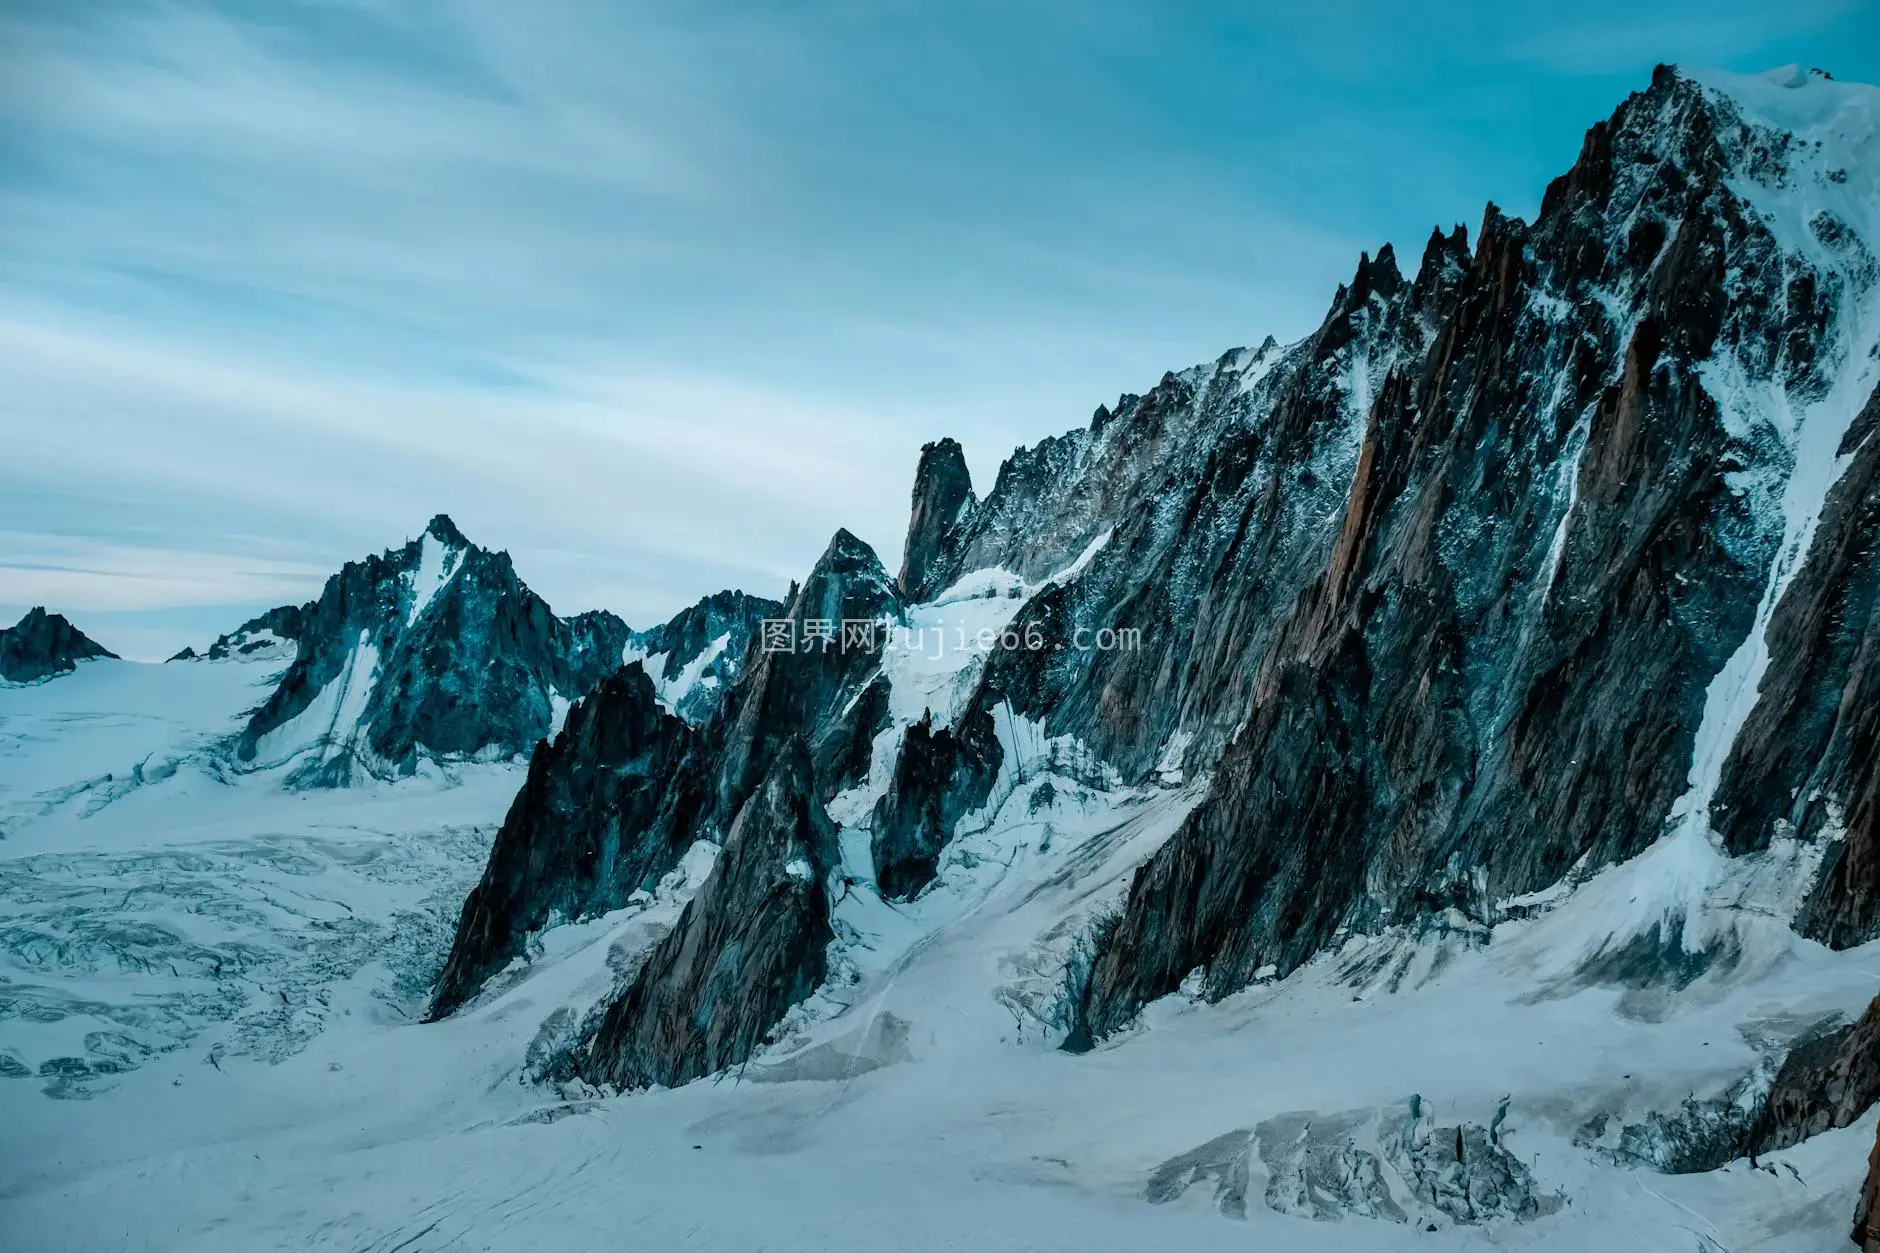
[428,663,695,1018]
[870,706,1002,900]
[1861,1121,1880,1250]
[899,437,976,601]
[1077,66,1880,1036]
[431,529,897,1017]
[1713,382,1880,948]
[585,739,838,1089]
[699,528,901,830]
[1747,995,1880,1158]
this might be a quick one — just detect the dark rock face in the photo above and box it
[231,515,634,786]
[899,438,975,601]
[870,706,1002,900]
[430,529,897,1017]
[1861,1122,1880,1250]
[585,739,838,1089]
[1746,995,1880,1157]
[428,664,695,1018]
[431,68,1880,1086]
[1075,68,1875,1036]
[808,672,891,804]
[903,308,1400,783]
[0,608,116,683]
[700,529,901,833]
[625,588,783,724]
[561,610,641,697]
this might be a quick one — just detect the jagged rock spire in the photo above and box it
[899,438,975,602]
[0,607,117,683]
[424,513,469,547]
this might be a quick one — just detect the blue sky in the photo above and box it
[3,0,1877,658]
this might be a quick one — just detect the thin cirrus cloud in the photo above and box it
[3,0,1877,659]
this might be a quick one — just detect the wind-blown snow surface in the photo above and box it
[4,608,1879,1252]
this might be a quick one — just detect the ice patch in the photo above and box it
[1046,528,1111,586]
[660,632,730,709]
[249,630,381,775]
[405,534,462,628]
[881,572,1031,729]
[1498,822,1834,1005]
[621,633,731,721]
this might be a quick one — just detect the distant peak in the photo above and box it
[1322,242,1405,326]
[1423,222,1470,258]
[797,528,899,621]
[425,514,470,548]
[1413,222,1472,297]
[0,605,117,681]
[1756,63,1835,89]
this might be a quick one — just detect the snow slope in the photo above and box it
[1672,64,1880,840]
[0,658,526,1103]
[5,603,1880,1252]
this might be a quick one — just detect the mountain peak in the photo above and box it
[901,438,976,600]
[227,519,630,785]
[1322,243,1406,327]
[791,529,901,626]
[826,526,871,554]
[0,607,117,684]
[424,514,469,548]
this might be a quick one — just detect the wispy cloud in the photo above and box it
[0,530,333,613]
[4,0,1877,658]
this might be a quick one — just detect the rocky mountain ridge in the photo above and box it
[225,515,632,785]
[421,67,1880,1227]
[431,528,899,1025]
[1075,62,1880,1038]
[623,587,784,723]
[162,516,776,788]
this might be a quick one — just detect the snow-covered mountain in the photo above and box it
[420,61,1880,1230]
[161,515,778,787]
[624,587,785,723]
[217,514,633,785]
[430,527,895,1019]
[167,603,309,664]
[6,63,1880,1253]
